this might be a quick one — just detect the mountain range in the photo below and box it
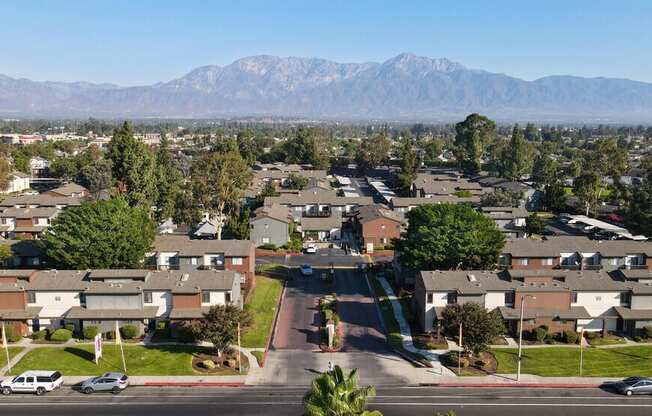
[2,53,652,122]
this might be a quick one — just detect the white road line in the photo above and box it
[373,402,652,407]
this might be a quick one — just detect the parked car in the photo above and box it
[80,372,129,394]
[611,377,652,396]
[305,244,317,254]
[1,371,63,395]
[300,264,313,276]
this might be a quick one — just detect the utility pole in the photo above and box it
[458,322,463,376]
[579,328,585,376]
[517,295,535,382]
[237,322,242,374]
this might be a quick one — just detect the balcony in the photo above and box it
[304,209,331,218]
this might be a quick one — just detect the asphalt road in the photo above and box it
[2,386,651,416]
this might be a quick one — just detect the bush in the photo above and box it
[2,326,22,343]
[64,324,75,333]
[120,325,139,340]
[176,324,197,343]
[644,326,652,339]
[83,326,100,340]
[32,330,47,340]
[564,330,578,344]
[323,309,334,322]
[49,328,73,342]
[157,321,168,330]
[258,243,278,251]
[585,331,599,341]
[534,326,548,343]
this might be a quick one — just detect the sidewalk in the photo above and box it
[418,372,622,388]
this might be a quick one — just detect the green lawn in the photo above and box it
[10,345,238,376]
[242,274,284,348]
[493,346,652,377]
[1,347,24,369]
[251,350,265,366]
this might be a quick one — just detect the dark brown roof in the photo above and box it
[503,236,652,258]
[497,306,591,320]
[153,235,253,257]
[65,306,159,320]
[355,204,402,224]
[252,204,292,224]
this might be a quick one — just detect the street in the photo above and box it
[1,386,651,416]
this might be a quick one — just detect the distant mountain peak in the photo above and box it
[383,53,465,73]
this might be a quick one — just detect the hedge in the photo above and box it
[120,325,139,340]
[83,326,100,340]
[49,328,73,342]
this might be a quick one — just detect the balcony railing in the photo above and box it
[304,209,331,218]
[621,265,649,270]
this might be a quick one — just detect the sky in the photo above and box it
[1,0,651,86]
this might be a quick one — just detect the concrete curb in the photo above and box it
[143,382,246,387]
[427,383,601,388]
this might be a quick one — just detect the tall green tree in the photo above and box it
[524,123,540,141]
[422,137,444,166]
[286,173,309,190]
[355,133,391,172]
[190,151,252,239]
[454,113,496,174]
[188,304,252,357]
[498,125,533,181]
[78,159,114,198]
[0,156,12,192]
[283,126,332,170]
[441,303,505,356]
[574,171,602,216]
[625,157,652,236]
[303,366,381,416]
[39,198,155,269]
[395,204,505,270]
[154,136,183,221]
[395,135,419,196]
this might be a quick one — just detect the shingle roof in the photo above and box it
[0,306,42,320]
[47,183,88,197]
[153,235,253,257]
[0,207,60,219]
[299,216,343,231]
[169,306,212,319]
[65,306,159,320]
[355,204,402,224]
[390,196,479,208]
[264,191,373,207]
[251,204,292,224]
[0,195,82,207]
[503,236,652,257]
[481,206,529,220]
[497,306,591,320]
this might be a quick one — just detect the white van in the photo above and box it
[1,371,63,395]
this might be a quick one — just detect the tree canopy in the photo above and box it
[395,204,505,270]
[303,366,381,416]
[497,125,533,181]
[188,304,252,357]
[441,302,505,356]
[39,198,155,269]
[454,113,495,174]
[355,133,391,172]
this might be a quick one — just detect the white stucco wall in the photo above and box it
[631,295,652,309]
[149,291,172,316]
[32,291,80,319]
[485,292,508,309]
[574,291,621,331]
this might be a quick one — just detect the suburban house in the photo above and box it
[0,239,42,267]
[0,194,83,210]
[245,169,329,199]
[28,156,50,178]
[350,204,402,252]
[410,173,484,200]
[0,268,241,337]
[480,206,528,238]
[44,183,89,198]
[250,204,292,247]
[499,236,652,271]
[0,207,60,239]
[148,235,255,287]
[415,268,652,338]
[1,171,31,194]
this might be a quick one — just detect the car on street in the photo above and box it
[300,264,313,276]
[305,244,317,254]
[610,377,652,396]
[80,372,129,394]
[1,371,63,395]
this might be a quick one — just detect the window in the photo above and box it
[427,293,433,304]
[380,238,388,244]
[14,377,24,383]
[25,377,34,383]
[262,237,271,244]
[446,292,457,305]
[542,258,553,266]
[225,292,231,303]
[570,292,578,303]
[517,258,529,266]
[54,296,61,302]
[504,292,515,306]
[201,291,210,303]
[231,257,243,265]
[27,291,36,303]
[190,257,198,265]
[143,291,153,304]
[595,296,602,301]
[381,224,386,230]
[610,258,618,266]
[620,292,631,305]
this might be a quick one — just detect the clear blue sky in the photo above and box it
[1,0,651,85]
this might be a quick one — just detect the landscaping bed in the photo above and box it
[319,294,342,352]
[412,333,448,350]
[441,350,497,376]
[493,346,652,377]
[584,331,626,346]
[9,345,229,376]
[192,349,247,375]
[241,274,284,348]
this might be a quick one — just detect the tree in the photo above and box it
[190,304,252,357]
[190,151,252,239]
[224,207,251,240]
[39,198,155,269]
[395,135,419,196]
[283,126,332,170]
[498,125,533,181]
[422,137,444,166]
[395,204,505,270]
[0,156,12,192]
[454,113,496,174]
[525,213,546,235]
[303,366,381,416]
[355,133,391,172]
[107,121,158,207]
[625,157,652,236]
[573,171,601,216]
[154,136,183,221]
[286,173,309,190]
[441,303,505,356]
[253,182,279,209]
[0,244,13,265]
[79,159,113,198]
[524,123,539,141]
[480,188,523,208]
[542,180,567,212]
[237,130,262,166]
[585,138,628,185]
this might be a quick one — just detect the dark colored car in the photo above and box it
[611,377,652,396]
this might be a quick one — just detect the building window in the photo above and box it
[620,292,631,306]
[595,296,602,301]
[446,292,457,305]
[27,291,36,303]
[262,237,271,244]
[201,291,210,303]
[570,292,578,303]
[380,238,388,244]
[191,257,198,265]
[610,258,618,266]
[54,296,61,302]
[504,292,515,306]
[517,258,529,266]
[542,258,553,266]
[231,257,243,265]
[427,293,433,304]
[143,291,153,304]
[381,224,386,230]
[225,292,231,304]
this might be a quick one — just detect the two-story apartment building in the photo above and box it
[499,236,652,271]
[415,268,652,337]
[0,207,60,239]
[149,235,255,287]
[250,204,292,247]
[389,196,480,221]
[350,204,402,252]
[411,173,485,200]
[480,207,528,238]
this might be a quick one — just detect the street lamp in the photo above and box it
[517,295,536,381]
[579,328,586,376]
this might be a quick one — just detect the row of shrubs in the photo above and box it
[531,325,579,344]
[30,324,140,343]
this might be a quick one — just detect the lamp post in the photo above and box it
[517,295,536,381]
[579,328,585,376]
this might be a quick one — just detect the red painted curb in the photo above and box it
[430,383,601,388]
[143,382,245,387]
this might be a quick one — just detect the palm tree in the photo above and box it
[303,366,382,416]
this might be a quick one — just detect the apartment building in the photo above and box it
[415,268,652,337]
[350,204,402,252]
[480,206,528,238]
[0,269,241,337]
[410,173,484,200]
[0,207,60,239]
[149,235,255,287]
[500,236,652,271]
[390,196,479,220]
[43,183,89,198]
[250,204,292,247]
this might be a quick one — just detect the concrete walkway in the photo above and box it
[376,275,457,377]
